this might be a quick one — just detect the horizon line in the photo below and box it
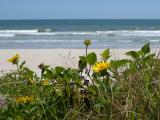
[1,18,160,21]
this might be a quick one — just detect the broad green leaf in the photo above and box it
[55,66,65,74]
[101,49,110,60]
[86,52,97,65]
[144,53,155,61]
[111,59,129,68]
[23,67,34,78]
[78,56,87,70]
[125,51,139,59]
[141,43,150,54]
[45,69,54,80]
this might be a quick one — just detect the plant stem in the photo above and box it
[16,63,19,71]
[87,65,94,85]
[85,46,88,56]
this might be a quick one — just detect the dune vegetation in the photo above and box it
[0,40,160,120]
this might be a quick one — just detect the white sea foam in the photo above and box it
[0,29,38,37]
[0,30,160,37]
[0,39,83,43]
[0,34,15,37]
[116,40,133,43]
[0,29,38,33]
[149,40,160,42]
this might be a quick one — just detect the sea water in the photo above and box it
[0,19,160,49]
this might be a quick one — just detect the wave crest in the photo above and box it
[1,29,160,37]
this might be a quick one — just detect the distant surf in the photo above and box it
[1,29,160,37]
[0,19,160,49]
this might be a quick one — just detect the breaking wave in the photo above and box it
[1,29,160,37]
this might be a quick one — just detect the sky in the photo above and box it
[0,0,160,19]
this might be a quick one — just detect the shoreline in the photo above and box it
[0,49,159,74]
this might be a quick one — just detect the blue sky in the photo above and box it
[0,0,160,19]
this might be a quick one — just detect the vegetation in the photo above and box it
[0,41,160,120]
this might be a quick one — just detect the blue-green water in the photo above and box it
[0,19,160,49]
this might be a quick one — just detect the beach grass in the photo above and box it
[0,41,160,119]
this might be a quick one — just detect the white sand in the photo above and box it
[0,49,159,74]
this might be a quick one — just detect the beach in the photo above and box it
[0,49,126,72]
[0,20,160,73]
[1,1,160,119]
[0,48,159,74]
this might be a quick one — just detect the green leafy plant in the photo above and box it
[0,41,160,120]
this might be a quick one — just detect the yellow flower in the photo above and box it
[8,53,20,64]
[42,80,49,86]
[16,96,33,104]
[92,61,110,72]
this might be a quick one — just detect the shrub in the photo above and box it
[0,42,160,120]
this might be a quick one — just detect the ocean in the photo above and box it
[0,19,160,49]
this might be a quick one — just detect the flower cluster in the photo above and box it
[16,96,33,104]
[93,61,110,72]
[8,53,20,64]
